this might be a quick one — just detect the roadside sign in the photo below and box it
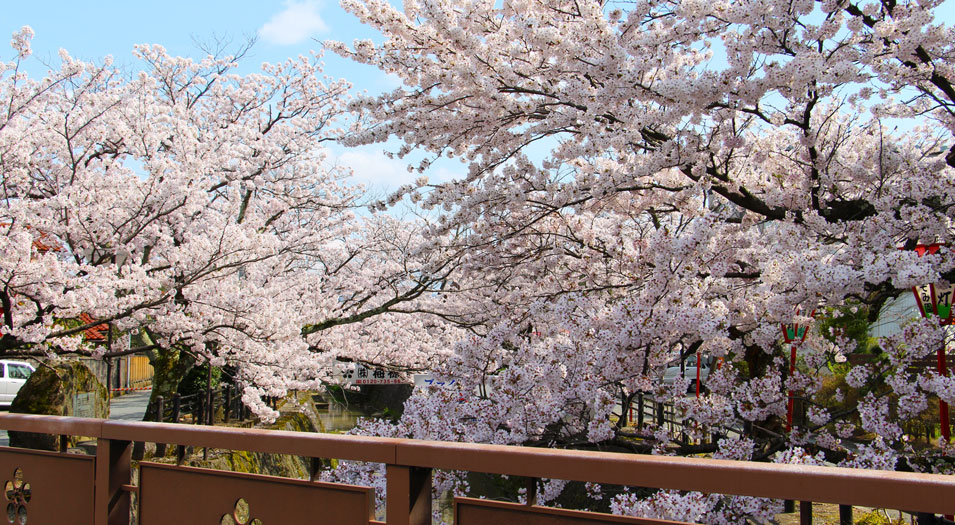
[413,374,457,388]
[340,364,407,385]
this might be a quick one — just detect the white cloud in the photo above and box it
[380,72,404,90]
[327,144,466,203]
[336,148,412,190]
[258,0,328,46]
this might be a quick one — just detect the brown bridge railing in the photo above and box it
[0,413,952,525]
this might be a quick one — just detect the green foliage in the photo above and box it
[855,510,903,524]
[815,303,879,355]
[324,384,348,404]
[813,368,861,424]
[732,359,750,379]
[178,363,222,398]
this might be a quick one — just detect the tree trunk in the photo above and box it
[143,346,196,423]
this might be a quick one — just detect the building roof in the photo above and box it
[77,313,108,342]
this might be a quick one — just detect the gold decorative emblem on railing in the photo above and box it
[3,468,30,525]
[219,498,262,525]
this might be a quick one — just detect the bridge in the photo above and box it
[0,413,951,524]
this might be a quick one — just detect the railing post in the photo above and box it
[105,357,113,401]
[386,465,431,525]
[131,441,145,462]
[799,501,812,525]
[637,393,644,428]
[224,386,232,423]
[203,392,210,459]
[171,393,181,424]
[208,389,216,426]
[156,396,164,423]
[95,438,132,525]
[839,504,853,524]
[526,477,538,506]
[155,396,167,457]
[310,457,323,481]
[206,365,214,425]
[916,513,944,524]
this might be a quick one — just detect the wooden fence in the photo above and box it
[109,356,154,392]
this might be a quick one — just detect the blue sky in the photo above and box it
[0,1,379,78]
[3,1,955,194]
[1,0,436,193]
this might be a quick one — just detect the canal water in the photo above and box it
[315,403,364,433]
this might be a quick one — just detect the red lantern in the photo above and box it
[910,243,952,442]
[781,309,815,432]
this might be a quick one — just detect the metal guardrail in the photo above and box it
[0,413,952,524]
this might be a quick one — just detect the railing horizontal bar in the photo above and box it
[100,420,401,463]
[1,413,952,515]
[0,414,104,436]
[394,441,955,514]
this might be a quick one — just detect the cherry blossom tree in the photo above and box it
[327,0,955,520]
[0,28,463,420]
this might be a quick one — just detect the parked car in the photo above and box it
[0,360,35,406]
[662,363,709,393]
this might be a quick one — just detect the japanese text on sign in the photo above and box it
[342,364,407,385]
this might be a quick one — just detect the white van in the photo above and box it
[0,360,35,406]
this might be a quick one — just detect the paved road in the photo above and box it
[108,390,152,421]
[0,390,152,446]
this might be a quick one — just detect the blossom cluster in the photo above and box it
[324,0,955,521]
